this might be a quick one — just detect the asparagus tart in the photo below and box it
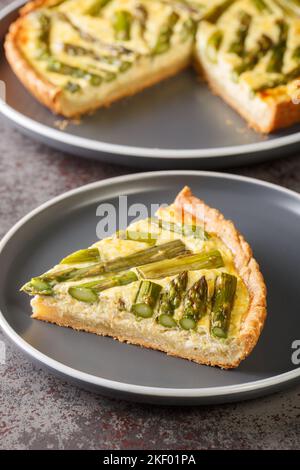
[5,0,300,132]
[21,187,267,369]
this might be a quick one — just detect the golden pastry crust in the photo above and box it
[4,0,190,118]
[173,186,267,366]
[30,188,267,369]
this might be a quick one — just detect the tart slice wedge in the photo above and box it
[21,187,267,369]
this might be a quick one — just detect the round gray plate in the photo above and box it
[1,1,300,169]
[0,171,299,405]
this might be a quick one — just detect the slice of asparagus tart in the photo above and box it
[21,187,267,368]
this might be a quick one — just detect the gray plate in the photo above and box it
[1,1,300,169]
[0,171,300,405]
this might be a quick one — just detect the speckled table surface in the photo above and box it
[0,0,300,451]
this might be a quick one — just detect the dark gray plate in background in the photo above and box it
[0,171,299,405]
[1,1,300,169]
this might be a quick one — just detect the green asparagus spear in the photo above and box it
[250,75,286,93]
[47,60,103,86]
[68,271,138,302]
[205,30,223,63]
[183,275,208,320]
[22,239,188,292]
[203,0,236,23]
[60,248,101,265]
[179,316,197,330]
[232,34,273,78]
[159,271,188,314]
[132,281,162,318]
[36,14,51,59]
[157,314,177,328]
[228,11,252,57]
[152,218,209,240]
[116,230,156,245]
[64,82,81,93]
[210,273,237,338]
[152,12,179,55]
[250,0,272,13]
[21,277,54,296]
[267,20,288,73]
[292,45,300,61]
[113,10,132,41]
[180,18,197,42]
[135,4,148,39]
[138,250,224,279]
[85,0,112,16]
[68,286,99,303]
[63,43,127,78]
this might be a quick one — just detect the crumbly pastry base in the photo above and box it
[31,188,267,369]
[31,296,245,369]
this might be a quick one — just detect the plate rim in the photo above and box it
[0,170,300,399]
[1,0,300,161]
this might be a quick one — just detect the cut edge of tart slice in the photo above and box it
[22,187,267,369]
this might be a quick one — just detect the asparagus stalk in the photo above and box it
[157,314,177,328]
[64,82,81,93]
[68,271,138,303]
[132,281,162,318]
[22,277,54,296]
[85,0,112,16]
[22,240,187,294]
[135,4,148,39]
[228,11,252,57]
[292,45,300,61]
[159,271,188,315]
[152,218,209,240]
[203,0,236,23]
[113,10,132,41]
[250,0,272,12]
[36,14,51,59]
[180,18,197,42]
[250,75,286,93]
[232,34,273,78]
[205,30,223,63]
[47,60,103,86]
[138,250,224,279]
[210,273,237,338]
[152,12,179,55]
[183,275,208,319]
[60,248,101,265]
[63,43,119,65]
[266,20,288,73]
[180,316,197,330]
[116,230,157,245]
